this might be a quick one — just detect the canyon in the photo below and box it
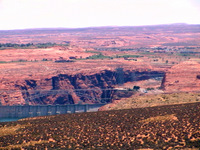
[0,61,164,105]
[2,59,200,106]
[0,24,200,106]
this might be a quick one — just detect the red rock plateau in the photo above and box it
[0,24,199,48]
[161,61,200,92]
[0,46,92,62]
[0,24,200,105]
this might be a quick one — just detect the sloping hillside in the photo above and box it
[0,102,200,149]
[100,92,200,111]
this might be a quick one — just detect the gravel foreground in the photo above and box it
[0,102,200,149]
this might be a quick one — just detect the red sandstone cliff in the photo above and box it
[161,61,200,92]
[0,70,115,105]
[0,69,164,106]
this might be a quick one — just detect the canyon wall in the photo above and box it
[0,70,164,106]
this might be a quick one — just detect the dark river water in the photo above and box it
[0,118,22,122]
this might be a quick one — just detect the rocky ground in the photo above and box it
[0,102,199,149]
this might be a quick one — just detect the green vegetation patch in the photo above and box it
[139,52,155,55]
[0,61,7,63]
[85,50,101,54]
[120,48,135,51]
[86,53,112,59]
[177,53,196,57]
[0,42,69,49]
[85,53,143,60]
[117,54,143,58]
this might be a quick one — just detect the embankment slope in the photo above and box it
[0,102,199,149]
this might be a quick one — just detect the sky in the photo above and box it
[0,0,199,30]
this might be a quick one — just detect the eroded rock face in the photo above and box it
[0,70,164,105]
[0,71,115,105]
[161,61,200,92]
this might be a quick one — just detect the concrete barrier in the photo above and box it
[0,104,106,118]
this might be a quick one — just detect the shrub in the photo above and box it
[133,86,140,91]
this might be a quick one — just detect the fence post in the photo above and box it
[72,105,76,113]
[66,105,70,113]
[56,104,60,114]
[84,104,88,112]
[17,105,23,118]
[36,105,41,116]
[28,105,33,117]
[47,105,52,116]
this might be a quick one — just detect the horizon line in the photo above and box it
[0,23,199,31]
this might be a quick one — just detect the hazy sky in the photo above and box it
[0,0,199,30]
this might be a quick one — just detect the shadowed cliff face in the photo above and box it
[0,70,165,105]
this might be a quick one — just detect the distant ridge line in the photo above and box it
[0,23,200,31]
